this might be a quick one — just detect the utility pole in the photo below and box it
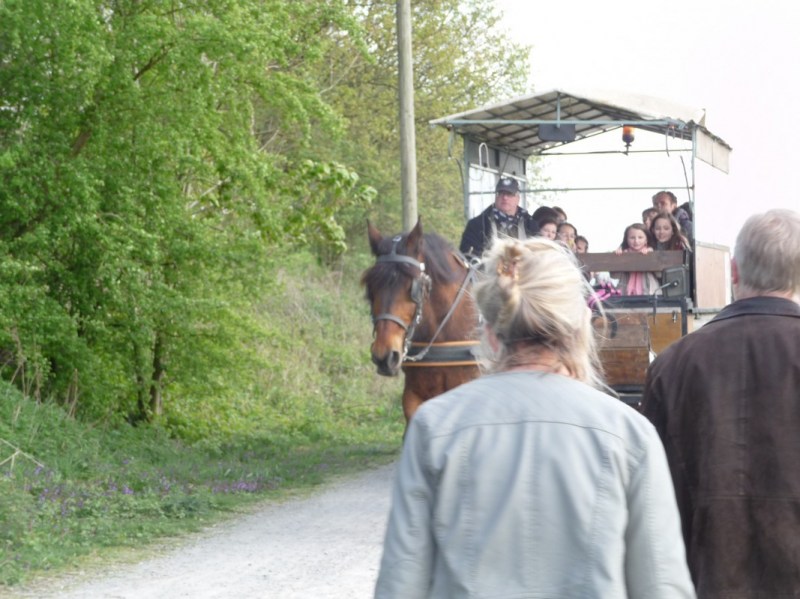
[396,0,417,231]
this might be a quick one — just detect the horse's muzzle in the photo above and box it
[372,349,402,377]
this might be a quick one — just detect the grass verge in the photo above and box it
[0,383,403,587]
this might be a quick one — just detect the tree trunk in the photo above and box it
[150,333,165,416]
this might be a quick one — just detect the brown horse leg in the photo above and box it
[400,366,481,436]
[401,387,425,426]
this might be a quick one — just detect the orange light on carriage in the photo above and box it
[622,125,635,154]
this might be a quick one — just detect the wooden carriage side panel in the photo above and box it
[594,313,650,387]
[600,347,650,386]
[594,311,692,386]
[694,242,731,310]
[592,306,693,389]
[649,311,693,354]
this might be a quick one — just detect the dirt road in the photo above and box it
[9,463,395,599]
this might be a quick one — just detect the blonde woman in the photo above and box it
[376,237,695,598]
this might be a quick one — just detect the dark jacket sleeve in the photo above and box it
[459,216,485,258]
[674,208,693,238]
[524,213,540,237]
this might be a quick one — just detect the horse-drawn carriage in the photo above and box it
[364,89,732,419]
[430,89,733,406]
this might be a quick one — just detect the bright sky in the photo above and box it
[496,0,800,252]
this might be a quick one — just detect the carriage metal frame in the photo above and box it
[431,89,733,405]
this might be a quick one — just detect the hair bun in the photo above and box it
[497,244,523,282]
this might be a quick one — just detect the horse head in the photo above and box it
[362,219,481,424]
[363,220,430,376]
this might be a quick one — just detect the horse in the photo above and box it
[361,219,481,426]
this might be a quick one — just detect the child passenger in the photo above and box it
[556,222,578,250]
[613,223,661,296]
[642,207,659,230]
[537,216,558,240]
[651,213,690,251]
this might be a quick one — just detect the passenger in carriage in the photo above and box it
[642,207,659,230]
[556,221,578,250]
[459,177,538,260]
[652,190,693,238]
[536,215,558,241]
[613,223,661,295]
[376,236,695,599]
[530,206,560,229]
[574,235,599,285]
[552,205,568,224]
[651,213,690,251]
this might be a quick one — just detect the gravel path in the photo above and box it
[8,463,395,599]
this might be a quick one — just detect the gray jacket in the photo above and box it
[376,371,695,598]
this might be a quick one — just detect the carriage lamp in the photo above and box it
[622,125,635,154]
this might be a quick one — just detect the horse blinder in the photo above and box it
[410,271,431,305]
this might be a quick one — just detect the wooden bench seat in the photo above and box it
[577,250,685,273]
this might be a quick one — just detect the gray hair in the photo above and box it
[734,209,800,297]
[473,237,604,388]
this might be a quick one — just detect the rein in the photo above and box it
[403,258,477,364]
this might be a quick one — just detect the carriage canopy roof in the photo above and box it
[430,89,731,172]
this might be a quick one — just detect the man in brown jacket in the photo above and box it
[643,208,800,598]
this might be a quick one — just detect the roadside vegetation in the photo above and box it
[0,0,532,588]
[1,252,404,586]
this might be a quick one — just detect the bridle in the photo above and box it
[371,235,432,359]
[371,235,476,363]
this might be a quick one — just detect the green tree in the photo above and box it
[0,0,373,420]
[311,0,532,244]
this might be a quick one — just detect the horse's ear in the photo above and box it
[367,220,382,256]
[406,219,423,255]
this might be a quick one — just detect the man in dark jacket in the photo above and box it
[642,208,800,598]
[459,176,537,260]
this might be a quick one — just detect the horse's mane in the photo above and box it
[419,233,463,285]
[361,232,464,298]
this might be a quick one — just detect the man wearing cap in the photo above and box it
[459,176,537,260]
